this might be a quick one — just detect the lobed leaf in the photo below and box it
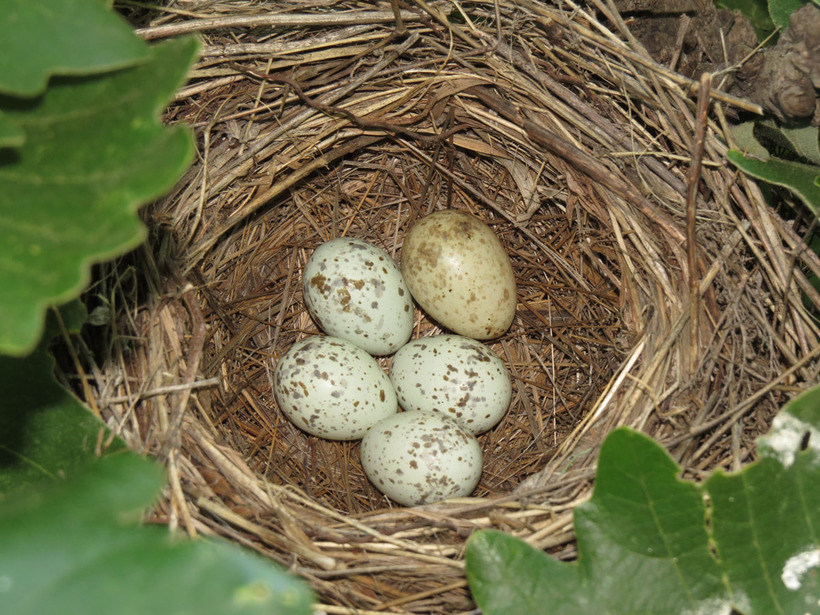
[706,384,820,614]
[0,36,197,356]
[0,300,314,615]
[467,429,727,614]
[0,0,149,97]
[466,385,820,614]
[0,453,314,615]
[0,301,128,493]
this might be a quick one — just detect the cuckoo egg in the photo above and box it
[360,411,483,506]
[401,210,516,340]
[303,238,414,355]
[273,336,397,440]
[389,335,512,435]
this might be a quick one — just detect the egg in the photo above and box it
[303,238,414,355]
[273,336,397,440]
[389,335,512,435]
[360,411,483,506]
[401,210,516,340]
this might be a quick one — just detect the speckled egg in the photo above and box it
[273,336,397,440]
[303,238,414,355]
[401,210,516,340]
[360,411,483,506]
[389,335,512,435]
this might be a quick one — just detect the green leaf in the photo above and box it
[0,0,150,97]
[0,112,24,147]
[716,0,776,41]
[0,302,128,494]
[0,454,315,615]
[0,36,198,357]
[754,122,820,165]
[768,0,806,30]
[467,530,582,613]
[466,386,820,615]
[467,429,727,614]
[706,384,820,614]
[778,125,820,166]
[728,149,820,214]
[731,120,773,159]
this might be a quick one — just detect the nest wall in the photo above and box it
[93,1,820,612]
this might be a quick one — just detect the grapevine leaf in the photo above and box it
[728,149,820,214]
[0,36,197,357]
[0,453,315,615]
[466,385,820,614]
[0,0,149,97]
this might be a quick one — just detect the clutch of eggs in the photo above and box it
[274,214,519,505]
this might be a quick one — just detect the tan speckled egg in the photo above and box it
[389,335,512,435]
[303,238,414,355]
[273,336,397,440]
[401,210,516,340]
[360,411,483,506]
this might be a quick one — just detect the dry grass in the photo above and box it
[82,0,820,611]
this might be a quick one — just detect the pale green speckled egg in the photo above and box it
[303,238,413,355]
[360,410,483,506]
[401,210,516,340]
[274,336,397,440]
[389,335,512,435]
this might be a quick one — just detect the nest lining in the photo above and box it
[86,1,820,612]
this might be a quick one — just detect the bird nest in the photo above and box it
[89,1,820,612]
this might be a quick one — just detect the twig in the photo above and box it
[136,11,421,40]
[686,73,711,374]
[100,377,221,404]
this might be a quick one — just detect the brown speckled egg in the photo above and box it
[273,336,397,440]
[400,210,516,340]
[360,411,483,506]
[303,238,413,355]
[389,335,512,435]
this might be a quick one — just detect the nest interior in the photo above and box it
[91,1,820,612]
